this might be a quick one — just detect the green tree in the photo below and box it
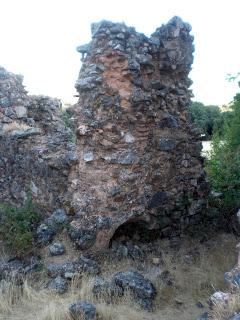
[189,101,231,138]
[206,93,240,212]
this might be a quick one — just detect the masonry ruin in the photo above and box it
[0,17,209,252]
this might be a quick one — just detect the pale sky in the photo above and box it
[1,0,240,105]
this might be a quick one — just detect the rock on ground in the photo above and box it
[68,300,96,320]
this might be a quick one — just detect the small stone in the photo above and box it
[47,262,80,278]
[158,138,177,151]
[96,216,112,230]
[51,209,68,225]
[76,43,90,54]
[116,244,128,258]
[10,128,41,139]
[0,259,24,278]
[49,242,65,256]
[4,107,15,118]
[124,132,135,143]
[108,186,121,197]
[159,114,179,128]
[83,151,94,162]
[37,223,56,245]
[152,257,160,266]
[69,300,96,320]
[175,298,184,305]
[15,106,27,118]
[225,267,240,288]
[117,151,138,165]
[148,191,168,209]
[196,301,204,308]
[209,291,231,306]
[48,276,68,294]
[0,97,11,107]
[2,116,13,123]
[68,223,97,250]
[78,256,101,275]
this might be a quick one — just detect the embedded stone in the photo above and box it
[68,223,97,250]
[37,223,56,245]
[114,270,156,309]
[51,209,68,225]
[78,256,101,275]
[49,242,65,256]
[47,261,80,278]
[158,138,177,151]
[48,276,68,294]
[83,151,94,162]
[92,276,123,298]
[15,106,27,118]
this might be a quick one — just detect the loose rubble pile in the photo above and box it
[0,17,208,255]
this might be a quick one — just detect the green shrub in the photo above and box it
[60,108,76,143]
[206,93,240,213]
[189,101,232,138]
[0,196,40,257]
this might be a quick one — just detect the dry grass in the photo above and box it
[0,232,238,320]
[211,292,240,320]
[157,233,237,301]
[0,275,148,320]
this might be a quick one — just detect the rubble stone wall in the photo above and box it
[0,17,209,253]
[68,17,209,251]
[0,67,78,211]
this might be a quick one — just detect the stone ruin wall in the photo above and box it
[0,68,78,211]
[0,17,209,253]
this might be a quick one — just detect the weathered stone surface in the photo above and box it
[0,257,39,278]
[48,275,68,294]
[113,270,156,309]
[209,291,231,306]
[46,257,100,278]
[92,276,123,298]
[0,66,78,212]
[49,242,65,256]
[51,209,68,225]
[37,223,56,245]
[225,266,240,288]
[78,256,101,275]
[68,221,97,250]
[69,300,96,320]
[47,261,80,278]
